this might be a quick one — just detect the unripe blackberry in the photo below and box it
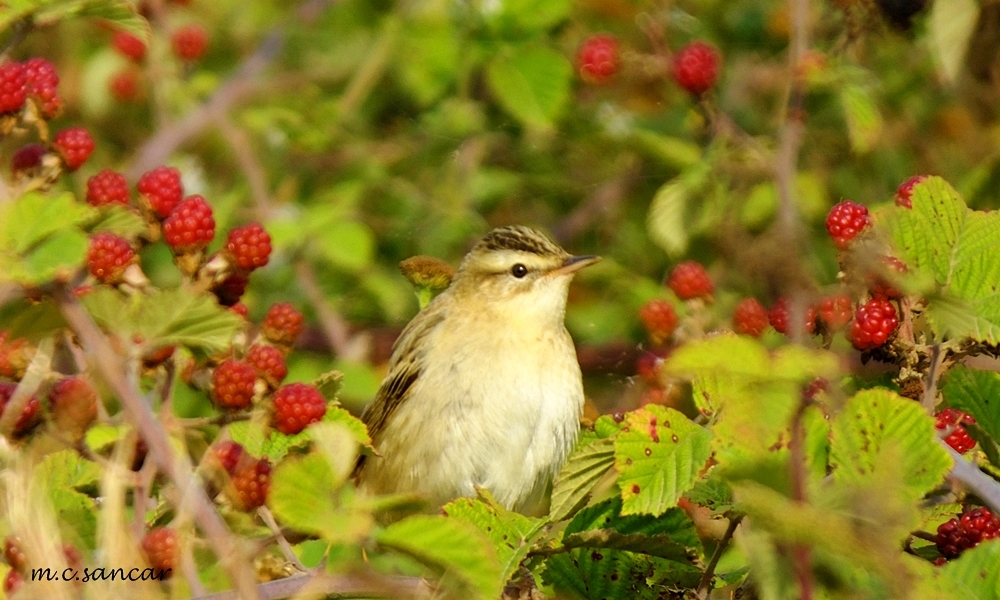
[825,200,871,250]
[935,408,976,454]
[262,303,304,347]
[639,299,678,345]
[0,61,27,114]
[86,170,130,207]
[10,143,45,176]
[733,298,768,337]
[230,302,249,318]
[667,261,713,300]
[577,34,619,84]
[4,569,23,595]
[0,332,30,380]
[141,527,177,575]
[868,256,907,300]
[847,298,898,350]
[895,175,927,209]
[0,382,42,439]
[673,41,720,96]
[4,535,26,572]
[163,195,215,252]
[636,349,667,385]
[247,344,287,386]
[171,25,208,62]
[87,232,136,284]
[768,297,817,335]
[211,359,257,410]
[229,458,271,510]
[213,273,248,307]
[225,222,272,271]
[49,376,99,441]
[22,57,61,118]
[210,440,247,474]
[113,31,147,61]
[936,507,1000,559]
[137,166,184,219]
[110,70,141,102]
[52,127,95,171]
[816,295,853,331]
[272,383,326,435]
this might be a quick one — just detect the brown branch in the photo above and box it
[942,441,1000,514]
[696,514,743,598]
[773,0,810,244]
[921,344,945,412]
[55,286,262,600]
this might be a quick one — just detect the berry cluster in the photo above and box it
[577,35,619,85]
[639,299,678,346]
[847,298,898,350]
[936,507,1000,559]
[673,41,720,96]
[825,200,871,250]
[668,261,714,300]
[934,408,977,454]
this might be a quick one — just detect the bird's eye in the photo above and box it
[511,264,529,278]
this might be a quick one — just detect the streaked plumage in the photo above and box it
[356,226,598,511]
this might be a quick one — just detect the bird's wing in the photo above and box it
[354,305,445,478]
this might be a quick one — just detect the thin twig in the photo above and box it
[789,393,813,600]
[773,0,810,243]
[696,514,743,598]
[920,344,945,412]
[942,442,1000,514]
[179,413,251,428]
[55,286,262,600]
[295,261,363,360]
[257,507,307,572]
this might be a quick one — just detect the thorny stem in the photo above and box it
[941,442,1000,514]
[696,514,744,599]
[55,286,262,600]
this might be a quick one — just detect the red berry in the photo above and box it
[262,303,304,347]
[667,261,713,300]
[733,298,769,337]
[636,349,667,385]
[141,527,177,575]
[171,25,208,62]
[673,41,720,96]
[163,195,215,252]
[10,143,46,177]
[247,344,287,386]
[895,175,927,209]
[639,299,678,345]
[0,331,30,380]
[113,31,147,61]
[87,232,136,283]
[137,166,184,219]
[4,535,26,572]
[229,458,271,510]
[0,61,27,114]
[109,70,141,102]
[803,378,829,400]
[936,507,1000,559]
[272,383,326,435]
[230,302,249,318]
[0,382,42,438]
[768,297,817,335]
[52,127,95,171]
[48,376,99,440]
[211,359,257,410]
[847,298,898,350]
[225,222,272,271]
[577,34,619,84]
[86,169,130,207]
[868,256,907,300]
[22,57,61,119]
[210,440,247,474]
[825,200,871,250]
[816,295,853,331]
[213,273,249,307]
[4,569,23,595]
[935,408,977,454]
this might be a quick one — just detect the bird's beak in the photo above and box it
[548,255,601,277]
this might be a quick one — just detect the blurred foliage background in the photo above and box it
[3,0,999,414]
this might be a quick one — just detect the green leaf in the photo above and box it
[631,130,701,170]
[830,388,952,502]
[0,192,94,255]
[396,20,459,106]
[36,449,102,490]
[542,497,701,599]
[684,474,734,515]
[646,161,710,259]
[0,300,67,340]
[840,84,882,153]
[269,452,371,543]
[19,229,89,285]
[89,205,147,239]
[941,365,1000,442]
[312,370,345,402]
[322,405,371,448]
[376,515,503,600]
[490,0,570,31]
[614,406,712,516]
[550,438,615,522]
[314,220,376,272]
[443,490,546,584]
[928,0,979,84]
[486,45,572,130]
[938,539,1000,598]
[82,287,242,353]
[879,177,1000,343]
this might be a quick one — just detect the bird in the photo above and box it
[355,225,600,512]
